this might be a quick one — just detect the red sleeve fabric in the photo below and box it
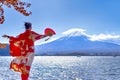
[9,36,22,57]
[31,31,45,40]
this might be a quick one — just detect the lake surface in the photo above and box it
[0,56,120,80]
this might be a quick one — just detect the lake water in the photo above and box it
[0,56,120,80]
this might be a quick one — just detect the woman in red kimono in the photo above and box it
[2,22,53,80]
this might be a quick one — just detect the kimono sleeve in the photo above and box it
[9,36,22,57]
[31,31,45,40]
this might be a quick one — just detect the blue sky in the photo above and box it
[0,0,120,44]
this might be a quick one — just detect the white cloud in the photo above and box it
[90,34,120,41]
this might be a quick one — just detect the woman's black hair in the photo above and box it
[24,22,32,29]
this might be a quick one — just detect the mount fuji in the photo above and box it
[35,28,120,56]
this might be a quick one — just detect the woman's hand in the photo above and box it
[2,34,9,38]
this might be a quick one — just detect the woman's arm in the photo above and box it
[31,31,48,40]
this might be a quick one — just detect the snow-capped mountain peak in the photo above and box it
[62,28,87,37]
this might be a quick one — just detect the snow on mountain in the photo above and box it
[35,28,120,56]
[62,28,88,37]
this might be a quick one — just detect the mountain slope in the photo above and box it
[35,34,120,56]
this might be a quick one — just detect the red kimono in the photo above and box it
[9,30,44,80]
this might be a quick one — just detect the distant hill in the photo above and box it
[0,44,10,56]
